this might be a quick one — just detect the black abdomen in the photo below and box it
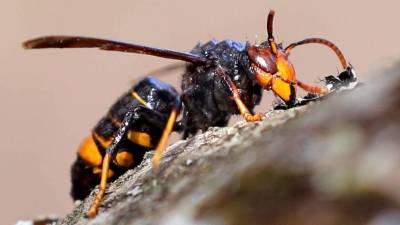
[71,77,180,200]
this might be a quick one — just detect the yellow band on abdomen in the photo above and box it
[127,130,152,148]
[78,135,103,167]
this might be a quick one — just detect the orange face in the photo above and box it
[247,45,297,104]
[275,50,296,82]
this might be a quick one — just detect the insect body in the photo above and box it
[23,10,352,217]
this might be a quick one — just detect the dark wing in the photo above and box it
[23,35,207,64]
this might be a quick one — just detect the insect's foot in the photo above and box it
[151,155,161,172]
[244,112,263,122]
[87,207,98,218]
[86,184,108,218]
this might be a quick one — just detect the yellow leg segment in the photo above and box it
[216,66,262,122]
[87,153,111,218]
[152,110,178,169]
[233,98,262,122]
[229,80,262,122]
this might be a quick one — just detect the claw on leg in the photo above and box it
[243,112,263,122]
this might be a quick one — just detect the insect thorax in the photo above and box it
[181,39,262,137]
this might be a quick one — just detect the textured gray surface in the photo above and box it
[59,63,400,225]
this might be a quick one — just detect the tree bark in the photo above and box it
[59,62,400,225]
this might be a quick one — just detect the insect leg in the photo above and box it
[133,81,182,169]
[86,106,140,218]
[216,67,262,122]
[87,96,181,216]
[151,99,181,169]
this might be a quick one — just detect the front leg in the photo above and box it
[216,66,262,122]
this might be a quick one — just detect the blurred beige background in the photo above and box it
[1,0,399,224]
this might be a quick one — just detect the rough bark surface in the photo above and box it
[58,63,400,225]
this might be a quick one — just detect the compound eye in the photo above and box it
[247,46,278,74]
[251,63,273,88]
[255,56,268,69]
